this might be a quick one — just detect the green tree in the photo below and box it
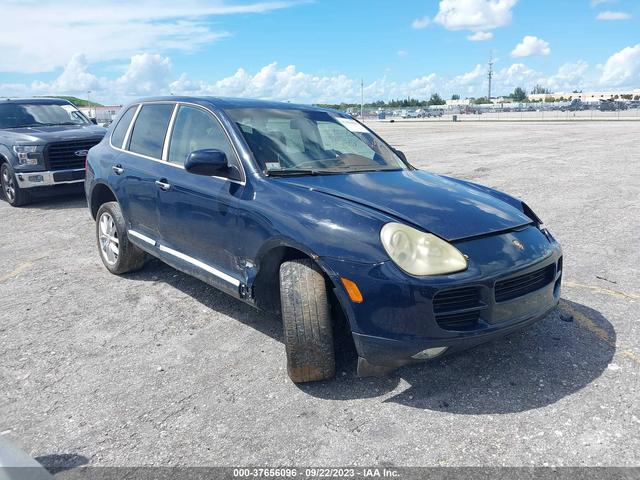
[531,84,550,95]
[510,87,528,102]
[473,97,489,104]
[451,94,460,100]
[428,93,445,106]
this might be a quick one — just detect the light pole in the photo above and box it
[360,79,364,122]
[87,90,92,118]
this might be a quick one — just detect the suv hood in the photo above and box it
[3,124,106,143]
[275,170,532,241]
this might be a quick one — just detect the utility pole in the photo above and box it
[487,55,494,103]
[360,78,364,122]
[87,90,92,118]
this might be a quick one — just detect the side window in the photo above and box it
[110,106,136,148]
[128,104,174,158]
[168,106,240,172]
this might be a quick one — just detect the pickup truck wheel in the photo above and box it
[96,201,146,274]
[279,258,335,383]
[1,163,30,207]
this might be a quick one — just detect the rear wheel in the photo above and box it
[96,201,146,274]
[1,163,31,207]
[279,258,335,383]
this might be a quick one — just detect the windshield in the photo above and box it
[0,102,91,129]
[225,108,407,175]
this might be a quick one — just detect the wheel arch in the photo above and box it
[89,182,119,219]
[251,240,351,336]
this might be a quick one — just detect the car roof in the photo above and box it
[0,97,72,105]
[129,96,341,114]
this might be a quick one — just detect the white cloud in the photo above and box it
[545,61,589,91]
[3,53,173,101]
[31,54,105,94]
[600,44,640,86]
[171,63,438,102]
[171,63,357,103]
[434,0,517,31]
[591,0,616,6]
[0,51,603,105]
[115,54,173,96]
[596,11,631,20]
[397,50,409,57]
[496,63,537,86]
[407,74,438,97]
[511,36,551,58]
[411,16,431,29]
[0,0,300,73]
[451,64,485,85]
[467,31,494,41]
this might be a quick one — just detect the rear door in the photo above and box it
[155,104,246,293]
[117,102,175,242]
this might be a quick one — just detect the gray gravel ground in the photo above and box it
[0,120,638,467]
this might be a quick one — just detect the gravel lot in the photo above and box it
[1,120,638,468]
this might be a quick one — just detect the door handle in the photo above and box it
[112,165,124,175]
[155,179,171,191]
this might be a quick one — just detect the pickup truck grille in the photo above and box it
[45,139,101,171]
[433,286,484,330]
[495,264,556,302]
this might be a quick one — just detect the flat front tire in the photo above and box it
[96,201,146,274]
[280,258,335,383]
[1,163,30,207]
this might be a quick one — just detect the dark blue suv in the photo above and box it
[86,97,562,383]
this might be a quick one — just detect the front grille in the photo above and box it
[433,286,483,330]
[495,264,555,302]
[45,139,101,171]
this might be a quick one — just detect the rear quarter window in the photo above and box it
[127,104,175,158]
[110,106,137,148]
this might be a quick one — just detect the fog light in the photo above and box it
[411,346,448,360]
[27,175,44,183]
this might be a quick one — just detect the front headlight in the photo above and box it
[13,145,41,165]
[380,222,468,276]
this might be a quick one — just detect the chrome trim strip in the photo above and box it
[120,104,142,149]
[162,104,179,161]
[15,168,85,188]
[127,229,156,246]
[158,244,241,287]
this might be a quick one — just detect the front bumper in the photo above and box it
[321,225,562,368]
[15,168,85,189]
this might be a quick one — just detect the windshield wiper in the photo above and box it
[267,169,342,177]
[345,167,403,173]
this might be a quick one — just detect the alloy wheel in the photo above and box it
[1,165,15,203]
[99,212,120,266]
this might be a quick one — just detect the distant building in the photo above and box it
[445,98,471,106]
[529,90,640,103]
[79,105,122,123]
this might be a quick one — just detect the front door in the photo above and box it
[155,104,246,292]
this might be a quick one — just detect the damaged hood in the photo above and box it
[274,170,532,241]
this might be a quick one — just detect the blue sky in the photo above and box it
[0,0,639,103]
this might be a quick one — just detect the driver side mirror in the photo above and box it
[185,149,238,179]
[90,118,98,125]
